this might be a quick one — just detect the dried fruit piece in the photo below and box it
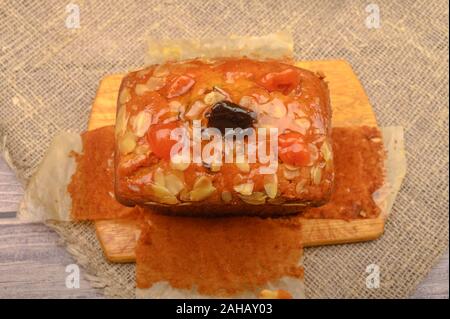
[258,69,300,95]
[147,121,182,160]
[206,101,256,134]
[278,132,310,167]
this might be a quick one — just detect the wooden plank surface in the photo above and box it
[90,60,385,263]
[0,157,447,298]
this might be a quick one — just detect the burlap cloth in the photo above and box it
[0,0,448,298]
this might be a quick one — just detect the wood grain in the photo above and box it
[0,158,447,298]
[89,60,386,262]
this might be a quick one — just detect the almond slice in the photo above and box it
[210,162,222,172]
[153,168,165,187]
[295,118,311,134]
[238,192,266,205]
[188,176,216,201]
[233,182,254,196]
[204,91,226,105]
[132,111,152,137]
[115,105,129,138]
[185,100,207,120]
[153,64,170,77]
[283,165,300,180]
[235,161,250,173]
[119,87,131,104]
[135,84,149,96]
[320,139,332,162]
[261,98,286,118]
[263,174,278,199]
[164,173,185,196]
[118,131,136,155]
[295,180,307,194]
[239,96,258,110]
[310,166,322,185]
[170,154,191,171]
[149,184,179,204]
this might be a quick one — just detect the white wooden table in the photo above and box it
[0,158,447,298]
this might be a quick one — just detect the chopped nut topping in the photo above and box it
[283,164,300,180]
[132,111,152,137]
[189,176,216,201]
[119,87,131,104]
[118,131,136,155]
[149,184,179,204]
[310,166,322,185]
[233,182,254,196]
[164,173,185,196]
[115,105,128,138]
[238,192,267,205]
[264,174,278,199]
[204,91,226,105]
[145,76,166,91]
[235,161,250,173]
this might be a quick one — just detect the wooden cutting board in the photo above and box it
[88,60,384,263]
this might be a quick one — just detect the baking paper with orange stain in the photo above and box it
[68,126,137,220]
[136,211,304,298]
